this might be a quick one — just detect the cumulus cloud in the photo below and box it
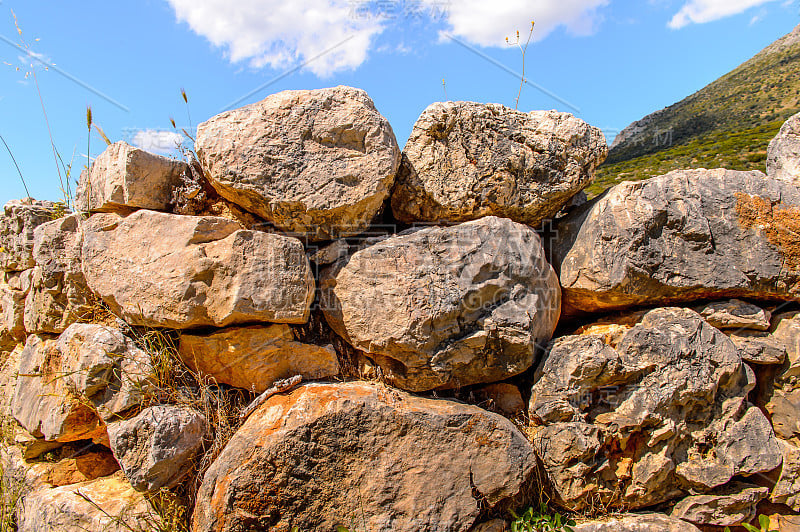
[425,0,610,46]
[166,0,384,77]
[668,0,778,29]
[128,130,184,155]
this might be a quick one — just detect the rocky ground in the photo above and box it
[1,85,799,531]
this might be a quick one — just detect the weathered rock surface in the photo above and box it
[16,471,154,532]
[56,323,153,420]
[572,514,701,531]
[81,210,314,328]
[670,483,769,526]
[695,299,772,330]
[108,405,207,493]
[193,382,535,532]
[75,141,188,213]
[474,383,526,417]
[24,214,95,334]
[530,308,782,510]
[196,86,401,240]
[767,311,800,441]
[391,102,607,227]
[0,199,61,272]
[11,335,104,442]
[0,274,27,348]
[178,324,339,392]
[771,440,800,511]
[768,111,800,185]
[321,216,561,391]
[553,169,800,313]
[38,451,120,487]
[729,331,787,365]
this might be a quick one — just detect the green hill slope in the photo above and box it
[589,24,800,197]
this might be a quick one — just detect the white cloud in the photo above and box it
[668,0,778,29]
[424,0,610,47]
[166,0,384,77]
[129,130,184,155]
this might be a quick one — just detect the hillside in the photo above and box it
[588,23,800,196]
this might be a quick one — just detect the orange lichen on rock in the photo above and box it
[736,192,800,271]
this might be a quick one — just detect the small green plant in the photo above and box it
[0,463,25,532]
[724,514,779,532]
[510,503,575,532]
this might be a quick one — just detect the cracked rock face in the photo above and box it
[391,102,607,227]
[0,199,62,272]
[75,141,188,213]
[81,210,315,329]
[196,86,401,241]
[670,482,769,526]
[553,169,800,314]
[321,216,561,391]
[572,514,700,531]
[529,308,782,511]
[192,382,535,532]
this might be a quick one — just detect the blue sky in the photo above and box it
[1,0,798,205]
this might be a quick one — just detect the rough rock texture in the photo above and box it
[81,210,314,328]
[768,112,800,185]
[0,199,61,272]
[771,440,800,511]
[767,311,800,441]
[0,274,28,347]
[474,383,526,416]
[24,213,95,334]
[670,483,769,526]
[695,299,771,330]
[572,514,701,531]
[55,323,153,420]
[16,471,154,532]
[553,169,800,314]
[75,141,188,213]
[38,451,120,487]
[391,102,607,227]
[193,382,535,532]
[108,405,207,493]
[178,324,339,392]
[11,335,104,442]
[196,86,401,240]
[530,308,782,510]
[321,216,561,391]
[728,331,787,365]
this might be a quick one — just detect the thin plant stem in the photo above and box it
[0,134,31,198]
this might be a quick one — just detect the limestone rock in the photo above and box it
[75,141,187,213]
[321,216,561,391]
[474,383,526,417]
[16,471,154,532]
[178,324,339,392]
[391,102,607,227]
[530,308,782,510]
[772,440,800,511]
[553,169,800,314]
[38,451,120,487]
[56,323,153,420]
[670,483,769,526]
[728,332,787,365]
[767,311,800,441]
[81,210,314,329]
[0,274,27,347]
[0,199,62,272]
[196,86,401,240]
[108,405,207,493]
[768,112,800,185]
[695,299,771,330]
[193,382,535,532]
[12,335,104,442]
[572,514,701,531]
[24,214,95,334]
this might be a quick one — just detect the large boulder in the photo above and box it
[75,141,188,213]
[0,199,62,272]
[553,169,800,314]
[196,86,401,240]
[767,112,800,185]
[391,102,607,227]
[670,483,769,527]
[530,308,782,510]
[12,325,153,441]
[16,471,154,532]
[193,382,535,532]
[321,216,561,391]
[24,213,95,334]
[178,324,339,392]
[81,210,314,329]
[108,405,207,493]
